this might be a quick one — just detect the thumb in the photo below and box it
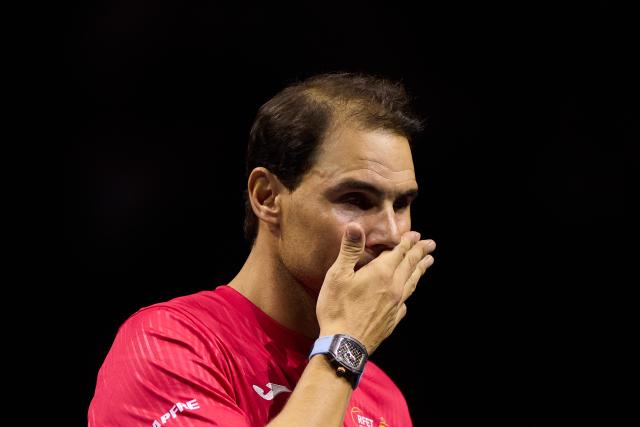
[334,222,365,271]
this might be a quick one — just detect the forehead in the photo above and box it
[304,126,417,192]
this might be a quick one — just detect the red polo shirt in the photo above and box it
[89,285,412,426]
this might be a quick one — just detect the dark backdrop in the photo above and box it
[65,2,631,426]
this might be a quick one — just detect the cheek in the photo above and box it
[318,207,353,252]
[293,205,346,258]
[330,206,370,238]
[331,205,360,224]
[330,206,387,246]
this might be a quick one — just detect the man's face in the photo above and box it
[277,125,418,296]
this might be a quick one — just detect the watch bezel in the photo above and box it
[328,334,368,375]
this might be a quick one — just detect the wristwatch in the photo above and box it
[309,334,368,389]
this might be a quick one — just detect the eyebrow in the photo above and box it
[325,179,419,201]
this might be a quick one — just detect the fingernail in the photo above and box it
[347,225,362,241]
[427,240,436,250]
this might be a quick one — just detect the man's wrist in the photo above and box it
[309,334,368,389]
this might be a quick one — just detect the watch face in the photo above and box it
[336,337,366,370]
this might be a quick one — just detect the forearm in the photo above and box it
[266,355,352,427]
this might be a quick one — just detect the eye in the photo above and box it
[341,194,373,210]
[393,197,411,211]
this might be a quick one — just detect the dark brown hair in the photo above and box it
[244,72,423,245]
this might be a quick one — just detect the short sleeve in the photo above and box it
[88,306,251,427]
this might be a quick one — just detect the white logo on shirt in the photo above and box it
[151,399,199,426]
[252,382,292,400]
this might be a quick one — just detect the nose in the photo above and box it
[366,204,404,255]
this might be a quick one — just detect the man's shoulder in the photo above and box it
[154,287,224,315]
[121,286,234,337]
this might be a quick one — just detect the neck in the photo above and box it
[228,233,320,339]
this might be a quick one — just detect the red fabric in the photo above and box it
[89,285,412,426]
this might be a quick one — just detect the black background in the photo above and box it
[65,2,631,426]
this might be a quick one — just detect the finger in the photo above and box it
[394,303,408,327]
[332,222,366,272]
[401,254,434,302]
[378,231,420,268]
[395,239,436,285]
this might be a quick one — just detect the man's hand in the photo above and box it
[316,223,435,354]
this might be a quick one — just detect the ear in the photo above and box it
[247,167,286,229]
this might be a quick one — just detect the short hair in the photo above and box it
[243,72,423,245]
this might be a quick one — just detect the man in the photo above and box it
[89,73,436,426]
